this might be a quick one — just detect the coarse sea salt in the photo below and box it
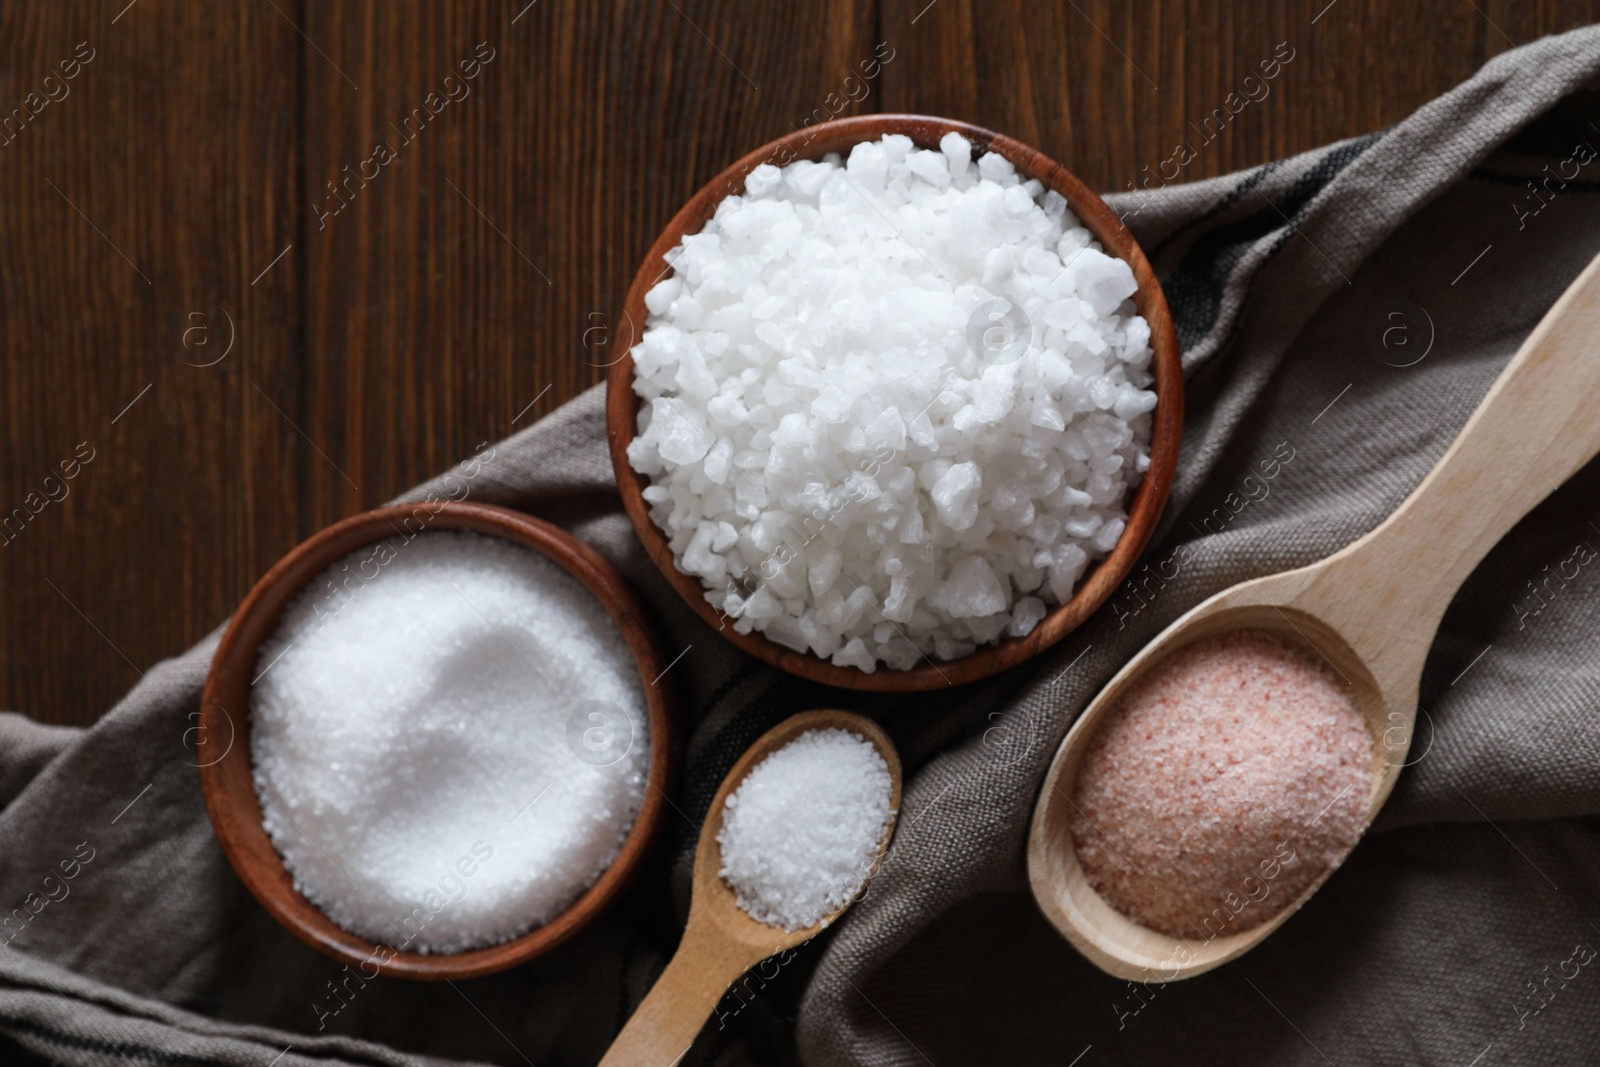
[1070,630,1372,939]
[627,132,1156,672]
[718,728,894,931]
[250,531,650,954]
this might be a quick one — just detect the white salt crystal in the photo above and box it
[745,162,783,198]
[1073,249,1139,316]
[1008,596,1049,637]
[651,398,712,465]
[628,134,1155,670]
[939,131,972,178]
[933,556,1007,618]
[644,277,681,315]
[977,149,1017,185]
[846,140,889,188]
[250,531,650,954]
[906,148,952,188]
[717,728,894,931]
[930,461,982,532]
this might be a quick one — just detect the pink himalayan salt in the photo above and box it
[1070,629,1372,940]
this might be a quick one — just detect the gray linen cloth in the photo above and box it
[4,25,1600,1067]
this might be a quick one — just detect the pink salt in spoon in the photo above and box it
[1028,250,1600,981]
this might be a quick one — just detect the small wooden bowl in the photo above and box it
[197,502,676,980]
[606,114,1182,692]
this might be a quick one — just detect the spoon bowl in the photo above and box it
[1029,587,1394,982]
[1030,250,1600,981]
[600,710,901,1066]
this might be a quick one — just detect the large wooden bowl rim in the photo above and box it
[606,113,1183,692]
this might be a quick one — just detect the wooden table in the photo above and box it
[2,1,1594,728]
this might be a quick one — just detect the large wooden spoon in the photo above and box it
[600,710,902,1066]
[1029,251,1600,981]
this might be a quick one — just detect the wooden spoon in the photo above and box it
[600,710,902,1067]
[1029,251,1600,982]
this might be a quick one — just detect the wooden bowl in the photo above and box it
[196,501,676,980]
[606,114,1182,692]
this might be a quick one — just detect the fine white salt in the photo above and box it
[628,132,1156,671]
[717,727,894,931]
[250,530,650,954]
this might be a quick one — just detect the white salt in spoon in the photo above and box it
[599,710,901,1067]
[1029,251,1600,981]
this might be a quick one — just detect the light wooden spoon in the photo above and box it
[600,710,902,1067]
[1029,251,1600,982]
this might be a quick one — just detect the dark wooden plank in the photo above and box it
[8,1,1600,728]
[297,0,876,533]
[883,0,1326,189]
[0,2,300,726]
[879,0,1600,193]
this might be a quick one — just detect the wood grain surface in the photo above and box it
[2,0,1596,727]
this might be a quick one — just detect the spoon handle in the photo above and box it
[598,921,761,1067]
[1323,251,1600,660]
